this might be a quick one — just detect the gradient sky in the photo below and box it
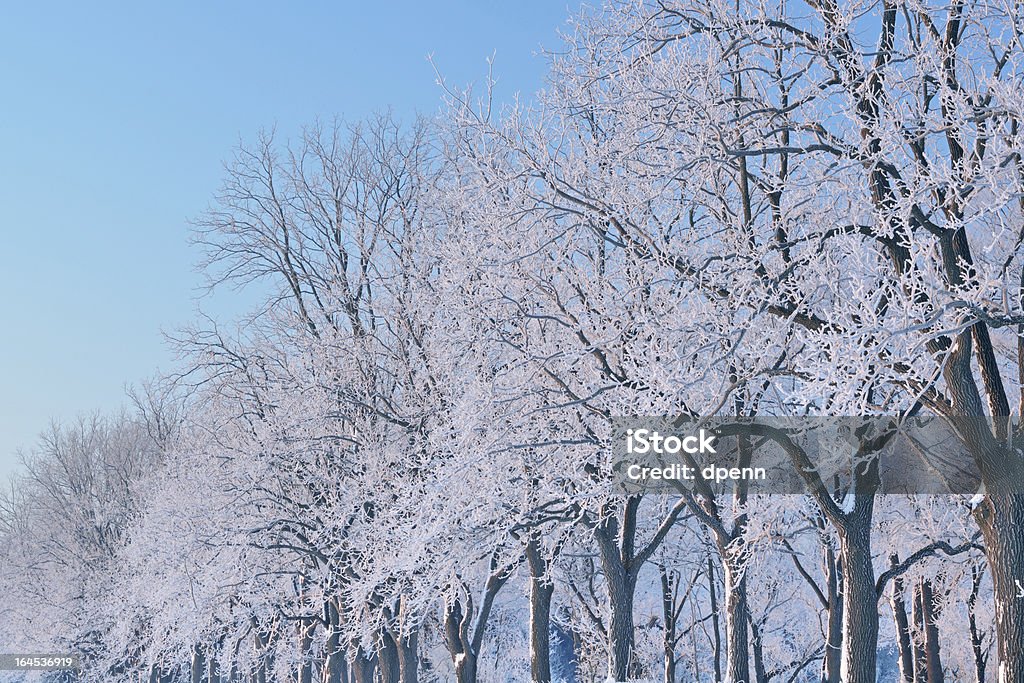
[0,1,583,480]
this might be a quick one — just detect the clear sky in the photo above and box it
[0,1,583,480]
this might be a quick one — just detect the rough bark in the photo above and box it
[454,653,477,683]
[192,645,207,683]
[890,555,914,683]
[912,584,928,683]
[443,559,510,683]
[526,537,554,683]
[743,424,883,683]
[721,560,750,683]
[589,495,687,682]
[299,619,315,683]
[377,628,400,683]
[822,544,843,683]
[707,558,723,683]
[967,565,987,683]
[920,580,944,683]
[207,650,221,683]
[321,603,345,683]
[940,297,1024,680]
[397,629,419,683]
[444,597,476,683]
[659,567,677,683]
[974,491,1024,683]
[837,495,878,683]
[750,616,768,683]
[349,646,376,683]
[251,619,273,683]
[605,559,638,682]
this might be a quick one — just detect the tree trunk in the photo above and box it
[322,600,345,683]
[397,629,419,683]
[443,558,510,683]
[758,424,880,683]
[890,555,914,683]
[589,495,687,682]
[192,645,207,683]
[299,620,315,683]
[967,565,987,683]
[722,560,750,683]
[606,560,638,681]
[822,544,843,683]
[975,491,1024,683]
[208,650,221,683]
[349,646,376,683]
[912,583,928,683]
[660,567,677,683]
[377,629,400,683]
[838,498,878,683]
[252,619,273,683]
[750,617,768,683]
[707,558,723,683]
[444,597,479,683]
[919,580,944,683]
[527,537,554,683]
[323,631,344,683]
[455,653,478,683]
[941,330,1024,681]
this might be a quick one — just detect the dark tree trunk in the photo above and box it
[208,650,221,683]
[377,628,400,683]
[660,567,677,683]
[299,620,315,683]
[975,491,1024,683]
[526,537,554,683]
[750,617,768,683]
[322,634,344,683]
[912,584,928,683]
[967,565,987,683]
[746,424,881,683]
[941,327,1024,679]
[251,619,273,683]
[397,629,419,683]
[822,544,843,683]
[707,558,723,683]
[605,559,638,681]
[837,496,878,683]
[444,597,478,683]
[454,653,477,683]
[349,646,376,683]
[192,645,207,683]
[721,560,750,683]
[889,555,914,683]
[443,561,509,683]
[590,495,687,682]
[321,600,345,683]
[919,580,944,683]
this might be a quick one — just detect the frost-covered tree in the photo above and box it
[0,412,166,678]
[5,2,1024,682]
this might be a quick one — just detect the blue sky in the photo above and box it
[0,1,583,479]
